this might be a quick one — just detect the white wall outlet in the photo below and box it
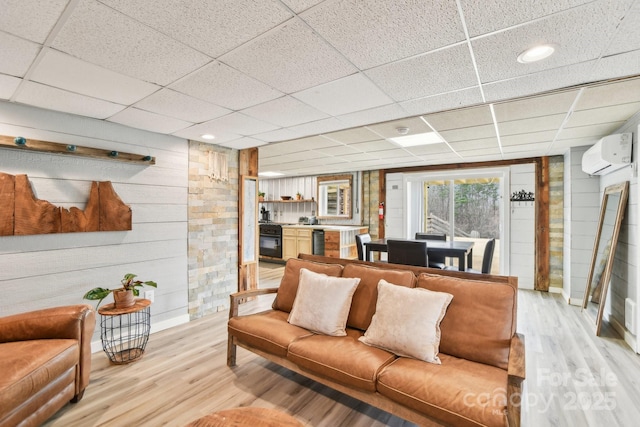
[625,298,636,334]
[144,290,155,303]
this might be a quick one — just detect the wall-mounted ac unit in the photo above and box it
[581,133,632,176]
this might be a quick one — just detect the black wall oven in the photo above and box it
[259,223,282,259]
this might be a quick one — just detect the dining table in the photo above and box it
[364,238,475,271]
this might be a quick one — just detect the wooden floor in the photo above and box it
[45,262,640,427]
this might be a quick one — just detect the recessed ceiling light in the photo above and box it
[517,44,556,63]
[201,134,215,140]
[389,132,444,147]
[259,171,285,177]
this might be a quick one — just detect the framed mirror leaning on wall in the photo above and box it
[582,181,629,336]
[317,174,352,219]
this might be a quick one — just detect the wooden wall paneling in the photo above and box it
[535,157,551,291]
[0,173,14,236]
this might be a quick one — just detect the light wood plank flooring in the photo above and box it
[46,262,640,426]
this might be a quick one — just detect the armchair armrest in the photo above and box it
[0,304,96,399]
[507,333,525,427]
[229,288,279,318]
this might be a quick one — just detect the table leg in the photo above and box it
[366,247,372,262]
[458,254,465,271]
[467,249,473,269]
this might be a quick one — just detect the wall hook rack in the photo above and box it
[0,135,155,165]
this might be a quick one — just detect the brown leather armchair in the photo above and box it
[0,304,96,427]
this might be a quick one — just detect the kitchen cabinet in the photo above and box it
[282,227,313,260]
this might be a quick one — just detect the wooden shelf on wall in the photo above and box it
[260,199,315,203]
[0,135,155,165]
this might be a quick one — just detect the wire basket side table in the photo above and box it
[98,299,151,364]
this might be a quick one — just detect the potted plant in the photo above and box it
[258,191,265,202]
[296,192,303,200]
[84,273,157,308]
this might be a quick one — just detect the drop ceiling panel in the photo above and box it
[314,145,361,156]
[502,141,551,154]
[366,44,477,102]
[425,105,493,131]
[590,50,640,82]
[281,0,324,13]
[365,116,433,138]
[241,96,329,127]
[336,104,409,128]
[576,79,640,110]
[292,73,393,116]
[0,0,68,43]
[285,117,349,136]
[171,62,283,110]
[349,139,399,152]
[405,144,455,156]
[449,137,499,152]
[108,107,192,134]
[493,90,579,122]
[16,82,125,120]
[220,137,268,150]
[31,49,160,105]
[566,103,640,127]
[400,88,484,116]
[172,122,241,143]
[0,75,21,100]
[301,0,464,69]
[557,123,625,140]
[202,112,279,136]
[0,32,40,77]
[101,0,292,58]
[472,1,629,83]
[501,130,556,146]
[439,124,497,142]
[134,89,231,123]
[51,0,211,85]
[602,1,640,56]
[323,127,382,144]
[253,128,300,143]
[222,19,357,93]
[498,114,566,136]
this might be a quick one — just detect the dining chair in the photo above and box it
[446,238,495,274]
[414,233,446,269]
[387,240,429,267]
[355,233,371,261]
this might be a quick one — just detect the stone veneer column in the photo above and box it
[187,141,239,319]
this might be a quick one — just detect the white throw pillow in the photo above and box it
[359,279,453,364]
[288,268,360,336]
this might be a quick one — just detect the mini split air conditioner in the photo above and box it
[581,133,632,175]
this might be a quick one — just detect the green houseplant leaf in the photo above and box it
[84,274,157,308]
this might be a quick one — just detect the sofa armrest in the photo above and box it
[507,333,525,427]
[229,288,278,318]
[0,304,96,400]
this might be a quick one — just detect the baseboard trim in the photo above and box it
[609,315,638,353]
[91,314,191,353]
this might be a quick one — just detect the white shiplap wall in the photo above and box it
[0,102,189,342]
[563,146,600,305]
[599,117,639,351]
[509,164,535,289]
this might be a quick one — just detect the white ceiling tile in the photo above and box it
[348,139,398,152]
[0,75,21,99]
[365,44,477,102]
[203,112,279,137]
[568,103,640,127]
[365,116,432,139]
[280,0,324,13]
[501,130,556,146]
[400,87,484,116]
[425,105,493,131]
[405,143,455,156]
[172,123,241,144]
[16,81,125,119]
[602,1,640,56]
[51,0,211,85]
[590,50,640,82]
[498,113,566,136]
[252,128,300,143]
[449,137,500,151]
[336,104,409,128]
[242,96,329,127]
[439,124,497,142]
[101,0,292,58]
[314,144,361,156]
[286,117,349,136]
[502,141,551,154]
[301,0,464,69]
[557,122,625,139]
[171,61,283,110]
[0,32,40,77]
[472,1,631,83]
[482,61,595,103]
[493,90,579,122]
[108,107,192,134]
[134,89,231,123]
[576,79,640,110]
[0,0,68,43]
[323,127,382,144]
[219,137,267,150]
[292,73,393,116]
[31,49,160,105]
[460,0,594,37]
[222,19,356,93]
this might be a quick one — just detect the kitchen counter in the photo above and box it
[281,225,368,259]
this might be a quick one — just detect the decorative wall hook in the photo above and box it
[510,189,535,202]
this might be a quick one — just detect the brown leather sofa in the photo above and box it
[228,255,525,427]
[0,304,96,427]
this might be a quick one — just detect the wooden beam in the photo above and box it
[0,135,155,165]
[535,157,550,291]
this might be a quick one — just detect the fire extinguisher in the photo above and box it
[378,202,384,220]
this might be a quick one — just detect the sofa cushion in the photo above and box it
[341,264,415,330]
[359,279,452,364]
[228,310,313,357]
[288,268,360,336]
[377,355,508,427]
[0,339,78,420]
[272,258,344,313]
[287,328,396,392]
[416,273,516,370]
